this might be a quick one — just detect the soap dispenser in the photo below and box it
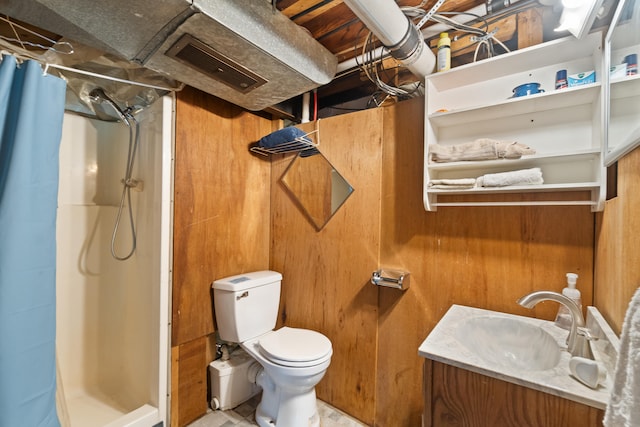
[554,273,582,330]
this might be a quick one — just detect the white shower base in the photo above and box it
[65,392,158,427]
[56,96,173,427]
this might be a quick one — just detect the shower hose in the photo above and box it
[111,113,140,261]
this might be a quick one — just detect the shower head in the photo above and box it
[88,88,130,123]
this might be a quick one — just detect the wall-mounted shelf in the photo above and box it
[606,67,640,165]
[424,32,606,212]
[604,2,640,166]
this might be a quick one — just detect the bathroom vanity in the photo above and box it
[421,360,604,426]
[419,305,619,427]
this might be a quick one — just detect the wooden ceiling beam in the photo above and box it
[302,0,488,61]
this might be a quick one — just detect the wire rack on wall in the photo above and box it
[250,122,320,157]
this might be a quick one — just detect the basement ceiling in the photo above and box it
[275,0,570,114]
[0,0,617,118]
[277,0,487,63]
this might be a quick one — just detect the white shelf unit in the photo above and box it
[608,74,640,159]
[424,33,606,212]
[605,17,640,164]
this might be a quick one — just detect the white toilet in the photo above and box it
[212,270,332,427]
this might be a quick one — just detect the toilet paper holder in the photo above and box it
[371,269,410,290]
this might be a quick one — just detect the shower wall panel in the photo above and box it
[56,98,172,427]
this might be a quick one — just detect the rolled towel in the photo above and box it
[258,127,312,151]
[604,287,640,427]
[429,178,476,189]
[299,147,320,157]
[429,139,536,163]
[477,167,543,187]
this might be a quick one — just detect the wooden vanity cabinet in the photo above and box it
[422,360,605,427]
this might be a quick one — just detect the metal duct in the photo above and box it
[0,0,338,111]
[144,0,338,111]
[343,0,436,77]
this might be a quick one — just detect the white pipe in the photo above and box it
[336,3,483,75]
[343,0,435,77]
[301,91,310,123]
[337,0,524,75]
[343,0,411,46]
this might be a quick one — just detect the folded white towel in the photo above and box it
[477,167,543,187]
[604,287,640,427]
[429,139,536,163]
[429,178,476,189]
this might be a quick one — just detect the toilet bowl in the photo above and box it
[211,271,333,427]
[242,327,332,427]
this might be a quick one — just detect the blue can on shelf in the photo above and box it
[555,69,568,89]
[624,54,637,76]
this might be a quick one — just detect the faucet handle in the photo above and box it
[577,327,598,341]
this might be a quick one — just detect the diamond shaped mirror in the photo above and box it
[281,150,354,230]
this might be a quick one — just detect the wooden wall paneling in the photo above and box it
[423,359,434,427]
[269,109,383,425]
[376,97,434,426]
[376,97,595,426]
[429,362,604,427]
[170,346,179,427]
[595,196,625,334]
[173,87,273,346]
[517,7,544,49]
[172,87,274,426]
[171,338,208,427]
[595,147,640,334]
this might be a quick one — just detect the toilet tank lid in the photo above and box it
[212,270,282,291]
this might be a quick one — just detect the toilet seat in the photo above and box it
[258,327,332,367]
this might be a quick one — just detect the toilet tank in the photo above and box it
[212,270,282,343]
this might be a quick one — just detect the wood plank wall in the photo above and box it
[375,98,595,426]
[171,87,274,426]
[270,109,383,424]
[169,92,600,426]
[167,88,640,427]
[270,97,595,426]
[595,147,640,334]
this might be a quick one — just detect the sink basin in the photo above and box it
[419,305,619,409]
[455,315,561,371]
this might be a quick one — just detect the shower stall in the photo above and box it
[55,96,173,426]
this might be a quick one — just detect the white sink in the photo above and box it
[418,305,620,410]
[454,315,561,371]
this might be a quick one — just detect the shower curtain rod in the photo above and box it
[0,49,180,92]
[42,62,180,92]
[0,51,179,92]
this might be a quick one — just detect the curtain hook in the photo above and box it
[43,63,50,76]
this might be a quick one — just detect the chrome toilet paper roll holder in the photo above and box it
[371,269,410,290]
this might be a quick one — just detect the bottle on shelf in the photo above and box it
[437,32,451,72]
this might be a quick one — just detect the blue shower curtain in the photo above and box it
[0,55,66,427]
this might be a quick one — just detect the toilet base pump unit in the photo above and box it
[208,347,261,411]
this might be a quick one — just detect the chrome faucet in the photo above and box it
[517,290,593,359]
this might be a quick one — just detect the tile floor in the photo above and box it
[187,394,368,427]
